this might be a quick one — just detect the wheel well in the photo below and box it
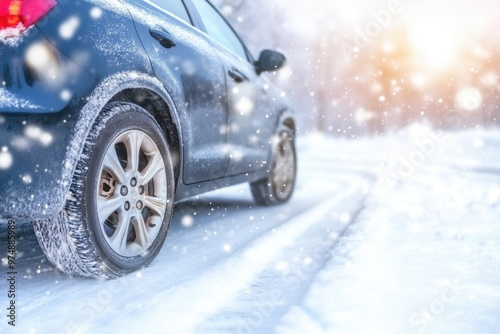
[110,88,181,186]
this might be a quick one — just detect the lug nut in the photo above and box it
[138,185,145,195]
[136,200,143,210]
[120,186,128,196]
[130,178,137,187]
[124,201,130,211]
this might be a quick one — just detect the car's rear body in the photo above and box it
[0,0,294,219]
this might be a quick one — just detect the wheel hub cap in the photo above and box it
[97,130,168,257]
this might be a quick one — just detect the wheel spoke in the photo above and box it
[132,214,150,248]
[97,195,124,223]
[140,153,164,184]
[126,131,145,174]
[143,195,167,218]
[274,173,286,187]
[274,162,288,176]
[102,147,126,184]
[273,161,292,181]
[283,147,293,159]
[110,210,132,254]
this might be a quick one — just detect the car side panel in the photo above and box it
[0,0,295,219]
[122,0,230,185]
[36,0,153,80]
[183,0,279,177]
[215,48,275,176]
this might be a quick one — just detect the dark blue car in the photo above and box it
[0,0,297,278]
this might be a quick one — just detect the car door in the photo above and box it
[125,0,230,184]
[188,0,274,177]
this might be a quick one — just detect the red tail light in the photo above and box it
[0,0,57,30]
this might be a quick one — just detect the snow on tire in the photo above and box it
[33,102,175,279]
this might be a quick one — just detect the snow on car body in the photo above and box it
[0,0,297,278]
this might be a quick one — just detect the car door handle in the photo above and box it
[228,68,248,83]
[150,29,177,49]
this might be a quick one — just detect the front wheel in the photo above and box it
[33,102,175,279]
[250,128,297,206]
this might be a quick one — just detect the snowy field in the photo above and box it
[1,126,500,333]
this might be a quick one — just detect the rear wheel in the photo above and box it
[250,128,297,206]
[33,102,174,278]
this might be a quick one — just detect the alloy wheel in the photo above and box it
[272,134,296,201]
[97,130,168,257]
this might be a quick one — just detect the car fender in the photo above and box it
[0,71,182,219]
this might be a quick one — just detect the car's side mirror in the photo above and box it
[256,50,286,74]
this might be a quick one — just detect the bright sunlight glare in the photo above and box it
[409,21,458,69]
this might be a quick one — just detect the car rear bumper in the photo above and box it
[0,110,80,219]
[0,22,98,219]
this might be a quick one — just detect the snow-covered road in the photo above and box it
[1,125,500,333]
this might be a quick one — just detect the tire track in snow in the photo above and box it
[199,179,373,334]
[127,173,355,286]
[97,176,374,333]
[0,172,373,333]
[0,136,383,333]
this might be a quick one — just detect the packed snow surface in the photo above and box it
[1,126,499,333]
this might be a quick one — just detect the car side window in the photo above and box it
[146,0,192,24]
[190,0,247,60]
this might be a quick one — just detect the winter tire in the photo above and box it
[250,127,297,206]
[33,102,175,279]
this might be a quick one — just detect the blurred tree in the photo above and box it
[213,0,499,134]
[342,24,414,134]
